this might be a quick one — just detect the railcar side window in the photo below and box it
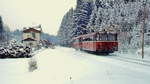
[112,34,115,41]
[99,34,103,41]
[96,34,100,41]
[82,36,93,41]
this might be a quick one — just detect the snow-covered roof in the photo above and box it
[23,27,42,33]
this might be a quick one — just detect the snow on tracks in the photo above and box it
[109,56,150,67]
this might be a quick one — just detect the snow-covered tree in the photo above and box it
[57,8,74,46]
[0,16,12,43]
[58,0,94,46]
[71,0,94,37]
[89,0,150,52]
[0,16,4,42]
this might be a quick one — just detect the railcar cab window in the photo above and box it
[108,33,118,41]
[95,32,117,41]
[95,32,108,41]
[107,33,114,41]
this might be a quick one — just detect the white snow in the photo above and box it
[112,47,150,66]
[1,46,150,84]
[0,58,29,84]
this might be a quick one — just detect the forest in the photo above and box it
[57,0,150,52]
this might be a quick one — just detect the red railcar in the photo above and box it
[71,31,118,54]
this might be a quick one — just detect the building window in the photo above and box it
[27,35,30,38]
[32,32,36,38]
[147,34,150,36]
[29,43,33,46]
[144,29,147,33]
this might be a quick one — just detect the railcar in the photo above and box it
[71,30,118,54]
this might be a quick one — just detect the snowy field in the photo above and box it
[0,46,150,84]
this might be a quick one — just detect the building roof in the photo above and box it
[23,38,36,41]
[23,28,42,33]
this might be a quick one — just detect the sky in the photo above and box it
[0,0,76,35]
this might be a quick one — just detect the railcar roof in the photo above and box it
[71,31,117,41]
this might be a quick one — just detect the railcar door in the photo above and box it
[79,37,83,50]
[90,35,95,51]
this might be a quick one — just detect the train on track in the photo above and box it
[71,30,118,55]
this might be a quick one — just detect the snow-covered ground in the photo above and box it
[111,47,150,67]
[0,58,29,84]
[1,46,150,84]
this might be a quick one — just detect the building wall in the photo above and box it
[23,32,41,41]
[35,33,41,41]
[23,32,41,48]
[24,41,38,47]
[23,33,32,40]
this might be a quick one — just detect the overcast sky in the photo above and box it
[0,0,76,35]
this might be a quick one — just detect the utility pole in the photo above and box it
[141,0,148,59]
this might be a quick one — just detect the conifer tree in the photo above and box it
[0,16,4,42]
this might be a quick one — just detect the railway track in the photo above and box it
[111,56,150,67]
